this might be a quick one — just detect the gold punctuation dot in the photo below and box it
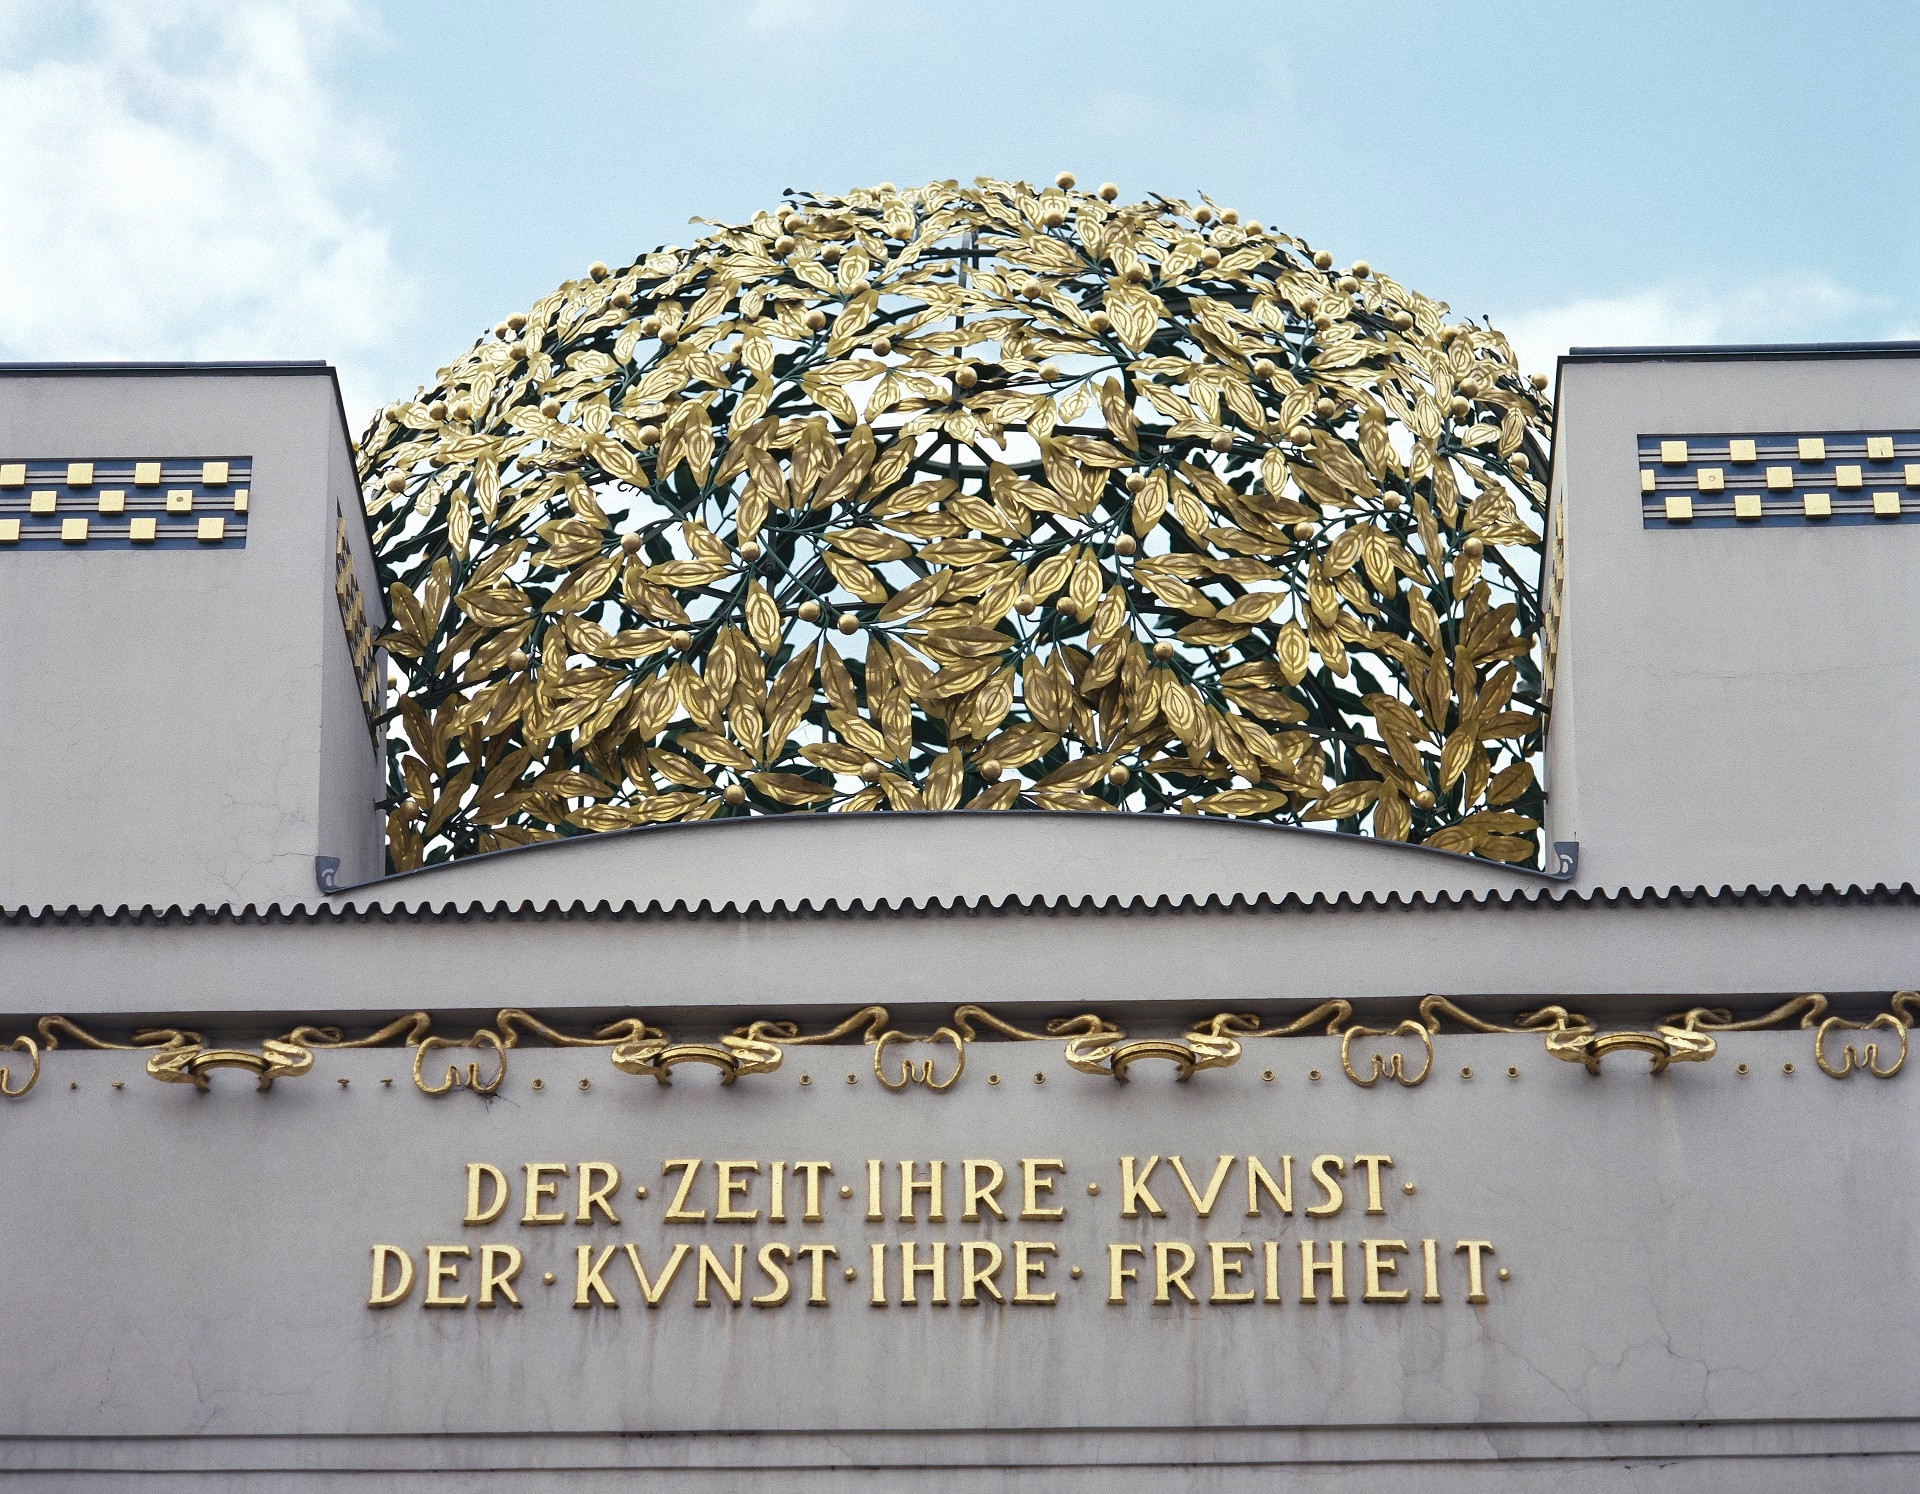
[1460,1066,1473,1079]
[1497,1268,1511,1281]
[1309,1069,1321,1081]
[843,1266,857,1281]
[531,1078,544,1090]
[846,1073,857,1085]
[112,1081,123,1090]
[800,1074,811,1086]
[381,1078,392,1087]
[1087,1182,1100,1196]
[1402,1181,1416,1194]
[1070,1266,1083,1279]
[1033,1072,1046,1084]
[69,1081,77,1091]
[1783,1062,1795,1074]
[1507,1066,1519,1078]
[1262,1070,1274,1082]
[635,1185,648,1199]
[1737,1062,1750,1075]
[338,1077,350,1087]
[578,1078,591,1091]
[839,1184,853,1199]
[543,1272,556,1285]
[989,1074,1000,1085]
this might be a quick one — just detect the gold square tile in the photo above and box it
[1734,493,1763,520]
[65,462,93,487]
[129,517,157,543]
[28,491,56,515]
[1659,439,1689,464]
[1868,436,1896,461]
[1697,468,1725,492]
[1874,492,1903,517]
[60,517,87,543]
[134,461,161,485]
[233,488,249,513]
[0,518,18,543]
[201,460,229,486]
[1664,493,1693,522]
[1798,437,1826,462]
[1640,469,1656,493]
[165,490,193,514]
[1803,492,1832,518]
[0,463,23,487]
[97,490,124,514]
[197,516,226,543]
[1836,465,1863,489]
[1728,439,1758,464]
[1907,463,1920,487]
[1766,466,1794,490]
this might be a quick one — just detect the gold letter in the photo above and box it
[1210,1241,1255,1303]
[1456,1240,1495,1303]
[793,1161,833,1222]
[1305,1155,1345,1217]
[1167,1155,1234,1217]
[368,1245,414,1307]
[1107,1243,1142,1303]
[522,1163,568,1225]
[1362,1239,1409,1302]
[960,1241,1004,1304]
[1119,1156,1164,1218]
[869,1241,887,1305]
[1422,1238,1441,1302]
[753,1243,792,1306]
[576,1245,618,1307]
[464,1164,507,1226]
[962,1159,1006,1221]
[716,1160,761,1222]
[479,1244,523,1307]
[576,1162,620,1225]
[695,1244,745,1306]
[662,1159,706,1222]
[1263,1240,1284,1303]
[1153,1241,1196,1303]
[1354,1155,1393,1215]
[1013,1241,1057,1303]
[623,1242,690,1305]
[901,1240,949,1304]
[424,1244,470,1307]
[1245,1156,1293,1217]
[794,1244,837,1304]
[899,1160,945,1222]
[1020,1159,1066,1220]
[866,1159,883,1221]
[1300,1239,1347,1303]
[770,1161,786,1223]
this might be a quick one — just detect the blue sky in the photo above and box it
[2,1,1915,424]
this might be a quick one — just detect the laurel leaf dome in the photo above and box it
[357,177,1552,872]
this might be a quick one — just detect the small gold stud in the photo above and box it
[1069,1266,1083,1279]
[1783,1062,1795,1074]
[635,1185,648,1198]
[1262,1069,1274,1082]
[1309,1069,1321,1081]
[337,1077,350,1087]
[839,1185,853,1198]
[381,1077,392,1086]
[1507,1066,1519,1078]
[1737,1063,1749,1075]
[69,1081,78,1090]
[543,1272,556,1285]
[988,1074,1000,1085]
[843,1266,857,1281]
[578,1077,591,1091]
[845,1073,857,1085]
[1402,1181,1415,1194]
[112,1081,124,1090]
[1033,1072,1046,1084]
[532,1078,544,1090]
[1087,1182,1101,1196]
[1497,1267,1511,1281]
[1460,1066,1473,1079]
[800,1074,811,1086]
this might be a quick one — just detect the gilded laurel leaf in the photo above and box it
[358,178,1552,873]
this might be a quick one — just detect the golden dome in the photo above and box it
[358,177,1550,872]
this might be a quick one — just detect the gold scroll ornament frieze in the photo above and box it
[0,992,1912,1101]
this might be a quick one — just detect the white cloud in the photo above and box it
[0,0,407,423]
[1499,274,1878,381]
